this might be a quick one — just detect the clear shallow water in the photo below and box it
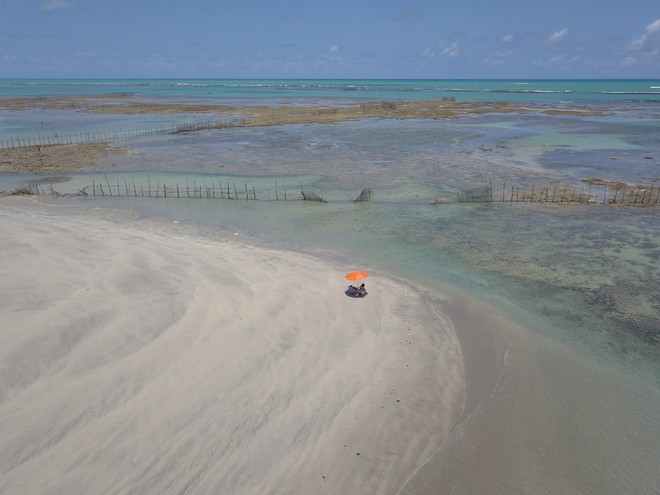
[1,83,659,494]
[44,177,658,367]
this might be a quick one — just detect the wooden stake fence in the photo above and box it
[0,100,416,150]
[0,105,368,150]
[455,180,660,206]
[87,178,262,200]
[4,177,658,207]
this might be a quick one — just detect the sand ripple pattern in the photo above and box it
[0,202,464,495]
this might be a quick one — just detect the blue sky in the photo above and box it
[1,0,658,78]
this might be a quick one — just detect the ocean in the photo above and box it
[1,79,659,494]
[1,78,659,101]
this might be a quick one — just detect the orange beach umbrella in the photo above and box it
[345,271,368,282]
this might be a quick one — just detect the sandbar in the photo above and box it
[0,199,464,494]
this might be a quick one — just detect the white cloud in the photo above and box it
[329,44,339,54]
[542,54,579,67]
[441,42,459,58]
[502,34,515,43]
[549,28,568,44]
[487,50,512,66]
[40,0,74,10]
[630,18,660,52]
[421,47,435,58]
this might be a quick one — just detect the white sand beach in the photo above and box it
[0,199,464,495]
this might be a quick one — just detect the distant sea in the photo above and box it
[1,78,659,102]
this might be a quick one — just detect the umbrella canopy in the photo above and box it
[345,271,368,282]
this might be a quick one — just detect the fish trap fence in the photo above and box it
[5,177,329,202]
[0,107,352,150]
[455,180,660,206]
[6,177,657,207]
[0,118,251,150]
[87,179,260,200]
[0,101,432,150]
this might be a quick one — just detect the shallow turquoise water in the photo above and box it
[1,88,659,493]
[3,107,658,363]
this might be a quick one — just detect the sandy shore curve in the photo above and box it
[0,199,464,495]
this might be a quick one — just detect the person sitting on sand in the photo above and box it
[347,285,358,296]
[357,283,367,297]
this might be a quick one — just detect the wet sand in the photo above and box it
[402,295,660,495]
[0,142,129,174]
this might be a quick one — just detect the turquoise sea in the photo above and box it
[1,79,659,494]
[1,78,660,101]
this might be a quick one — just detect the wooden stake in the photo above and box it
[105,175,113,196]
